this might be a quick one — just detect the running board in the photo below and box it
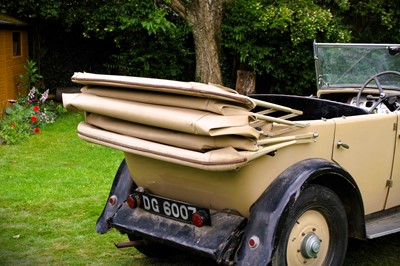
[365,208,400,239]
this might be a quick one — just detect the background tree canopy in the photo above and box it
[1,0,399,95]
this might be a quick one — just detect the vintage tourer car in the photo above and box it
[63,42,400,265]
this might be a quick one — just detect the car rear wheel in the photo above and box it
[127,234,180,258]
[272,185,348,266]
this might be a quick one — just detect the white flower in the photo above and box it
[28,88,35,99]
[40,89,49,103]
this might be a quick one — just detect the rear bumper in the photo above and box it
[110,202,246,263]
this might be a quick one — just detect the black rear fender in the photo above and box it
[96,159,137,234]
[234,158,365,265]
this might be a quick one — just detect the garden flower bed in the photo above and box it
[0,60,66,145]
[0,88,65,145]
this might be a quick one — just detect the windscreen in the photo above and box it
[314,43,400,90]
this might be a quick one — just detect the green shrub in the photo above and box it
[18,60,44,96]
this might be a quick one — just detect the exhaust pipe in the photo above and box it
[114,240,145,248]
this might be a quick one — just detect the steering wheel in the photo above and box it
[356,71,400,113]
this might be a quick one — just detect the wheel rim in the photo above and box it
[286,210,330,265]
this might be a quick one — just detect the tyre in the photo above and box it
[127,234,181,258]
[272,185,348,266]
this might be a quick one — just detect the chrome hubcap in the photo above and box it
[301,233,321,258]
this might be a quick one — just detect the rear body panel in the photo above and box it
[123,117,335,217]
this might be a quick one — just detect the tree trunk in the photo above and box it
[169,0,223,85]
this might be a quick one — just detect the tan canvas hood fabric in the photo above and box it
[64,92,259,137]
[71,72,256,109]
[86,113,259,151]
[77,122,249,171]
[81,87,251,116]
[65,72,313,170]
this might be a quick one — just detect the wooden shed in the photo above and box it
[0,14,29,113]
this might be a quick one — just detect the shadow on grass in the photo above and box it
[344,232,400,266]
[140,232,400,265]
[131,232,400,265]
[142,253,217,266]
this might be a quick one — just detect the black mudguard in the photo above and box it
[96,159,137,234]
[234,158,362,265]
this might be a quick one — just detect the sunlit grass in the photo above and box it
[0,112,214,266]
[0,111,399,265]
[0,112,136,265]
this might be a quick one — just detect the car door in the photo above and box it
[385,112,400,209]
[332,113,398,214]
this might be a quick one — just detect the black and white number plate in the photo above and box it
[136,191,211,225]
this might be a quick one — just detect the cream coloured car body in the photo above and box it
[63,43,400,265]
[123,111,400,217]
[64,74,400,218]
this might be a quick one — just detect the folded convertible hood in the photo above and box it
[71,72,256,109]
[65,73,316,170]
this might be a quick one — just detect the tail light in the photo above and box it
[127,193,142,209]
[191,210,210,227]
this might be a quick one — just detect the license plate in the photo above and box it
[137,191,211,225]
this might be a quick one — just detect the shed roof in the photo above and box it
[0,13,27,28]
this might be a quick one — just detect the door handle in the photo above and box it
[337,140,350,149]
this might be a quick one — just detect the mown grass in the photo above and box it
[1,111,399,265]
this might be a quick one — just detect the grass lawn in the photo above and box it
[1,111,399,265]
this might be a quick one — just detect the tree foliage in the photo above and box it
[0,0,61,20]
[1,0,195,82]
[61,0,195,80]
[1,0,400,94]
[342,0,400,43]
[222,0,351,94]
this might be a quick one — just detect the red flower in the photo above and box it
[31,116,38,123]
[33,128,40,134]
[11,123,16,128]
[33,106,40,112]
